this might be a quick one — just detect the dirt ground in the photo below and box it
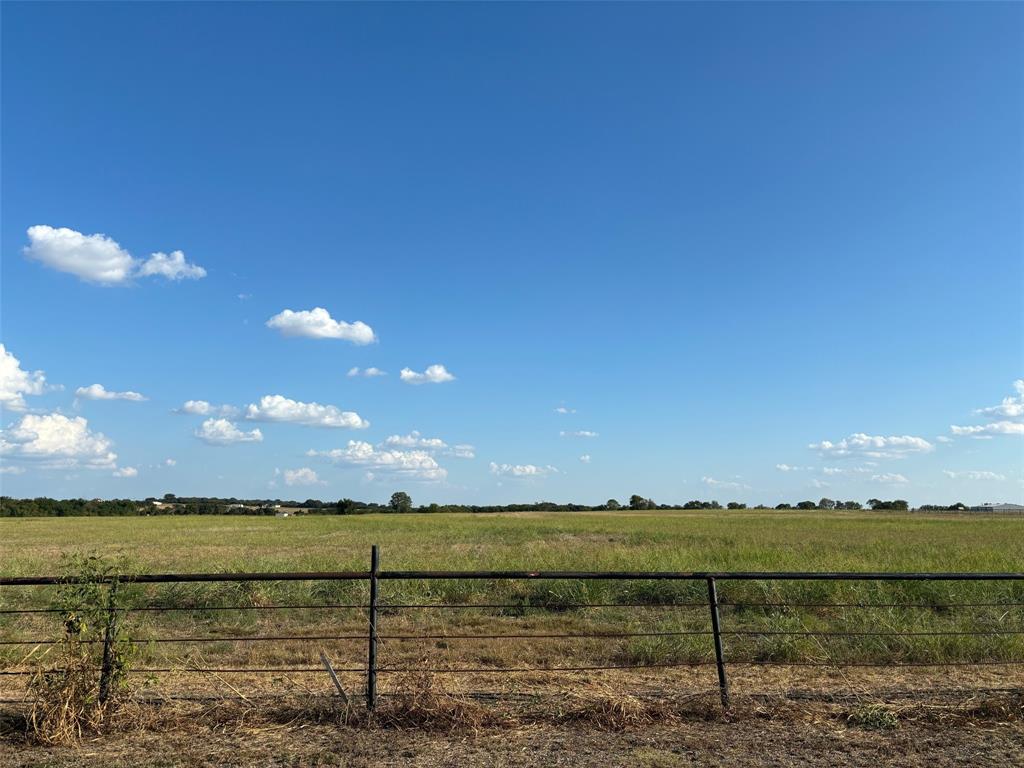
[3,674,1023,768]
[2,716,1022,768]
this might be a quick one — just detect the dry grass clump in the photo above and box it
[555,683,683,730]
[27,641,112,744]
[373,671,497,731]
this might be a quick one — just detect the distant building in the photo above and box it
[969,502,1024,513]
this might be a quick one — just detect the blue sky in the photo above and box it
[1,2,1021,505]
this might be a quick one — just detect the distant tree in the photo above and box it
[726,502,746,510]
[795,500,817,510]
[605,499,621,510]
[891,499,909,511]
[950,502,967,511]
[163,493,176,502]
[818,498,835,510]
[629,494,655,510]
[389,491,413,513]
[775,503,789,510]
[843,500,862,510]
[337,498,359,514]
[867,498,884,510]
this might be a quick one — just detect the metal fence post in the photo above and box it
[366,544,379,710]
[98,580,119,705]
[706,576,730,710]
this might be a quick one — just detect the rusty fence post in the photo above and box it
[706,576,730,710]
[366,545,379,710]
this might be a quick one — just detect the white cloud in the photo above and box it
[951,422,1024,437]
[164,458,176,467]
[266,308,375,345]
[0,345,47,412]
[23,225,205,285]
[176,399,238,417]
[75,384,146,402]
[810,433,933,459]
[400,364,456,385]
[136,250,206,280]
[309,441,447,481]
[0,465,26,475]
[384,431,447,450]
[951,381,1024,438]
[347,367,386,378]
[702,476,748,490]
[245,395,369,429]
[282,467,325,486]
[579,454,591,464]
[112,466,138,478]
[449,444,476,459]
[942,470,1006,481]
[554,406,576,414]
[822,466,874,476]
[809,478,830,489]
[0,412,117,469]
[871,473,908,484]
[560,430,599,438]
[195,418,263,445]
[775,464,809,472]
[936,436,953,444]
[175,400,238,417]
[489,462,559,478]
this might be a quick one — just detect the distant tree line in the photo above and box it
[0,492,957,518]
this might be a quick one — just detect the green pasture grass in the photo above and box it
[1,510,1022,668]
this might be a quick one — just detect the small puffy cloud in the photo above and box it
[775,464,809,472]
[942,470,1006,481]
[0,345,47,412]
[0,465,26,475]
[175,400,238,417]
[810,433,933,459]
[809,478,830,489]
[384,431,447,450]
[0,412,117,469]
[266,308,375,345]
[309,441,446,481]
[245,395,369,429]
[23,225,205,285]
[560,430,599,438]
[871,473,908,484]
[112,466,138,478]
[702,476,748,490]
[24,225,135,284]
[75,384,146,402]
[935,436,953,444]
[400,364,455,385]
[282,467,325,486]
[449,444,476,459]
[164,458,177,467]
[951,381,1024,438]
[554,406,576,414]
[822,466,873,476]
[347,367,386,378]
[579,454,592,464]
[137,250,206,280]
[195,418,263,445]
[489,462,559,478]
[951,422,1024,437]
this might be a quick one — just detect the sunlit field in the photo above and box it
[1,510,1022,680]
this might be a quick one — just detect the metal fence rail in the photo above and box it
[1,544,1022,712]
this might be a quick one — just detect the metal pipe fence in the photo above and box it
[1,546,1022,711]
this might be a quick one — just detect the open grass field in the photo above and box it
[3,508,1024,573]
[2,511,1022,766]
